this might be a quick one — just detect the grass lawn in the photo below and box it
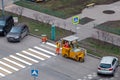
[14,0,119,19]
[95,20,120,35]
[0,11,74,41]
[78,38,120,60]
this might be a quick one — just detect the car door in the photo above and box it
[24,26,28,36]
[22,26,27,38]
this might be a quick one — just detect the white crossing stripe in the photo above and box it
[10,55,32,65]
[0,73,5,77]
[28,48,51,58]
[22,51,45,60]
[16,53,39,63]
[46,42,56,47]
[41,44,55,51]
[46,42,62,49]
[0,61,19,71]
[34,46,56,56]
[0,66,12,74]
[3,58,25,68]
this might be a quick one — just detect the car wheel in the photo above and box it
[111,70,115,76]
[18,36,22,42]
[3,31,7,36]
[26,30,29,36]
[79,57,84,62]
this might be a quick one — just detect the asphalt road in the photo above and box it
[0,35,41,58]
[0,35,119,80]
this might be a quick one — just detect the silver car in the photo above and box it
[6,23,29,42]
[97,56,119,76]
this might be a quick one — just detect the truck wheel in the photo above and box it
[79,58,84,62]
[64,54,68,58]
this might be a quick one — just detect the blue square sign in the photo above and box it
[74,17,79,23]
[31,70,38,77]
[72,16,79,24]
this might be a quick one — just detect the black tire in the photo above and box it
[18,36,22,42]
[3,31,7,36]
[79,57,84,62]
[64,54,68,58]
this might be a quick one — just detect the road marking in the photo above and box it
[0,61,19,71]
[34,46,56,56]
[22,51,45,60]
[16,53,39,63]
[0,66,12,74]
[10,55,32,65]
[46,42,56,47]
[87,74,93,79]
[0,73,5,77]
[29,48,51,58]
[46,42,62,49]
[41,44,55,51]
[3,58,25,68]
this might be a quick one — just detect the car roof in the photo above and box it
[100,56,117,64]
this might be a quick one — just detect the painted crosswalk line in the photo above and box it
[34,46,56,56]
[0,73,5,77]
[0,66,12,74]
[46,42,56,47]
[39,44,55,52]
[16,53,39,63]
[10,55,32,65]
[0,42,56,78]
[3,58,26,68]
[0,61,19,71]
[46,42,62,49]
[28,48,51,58]
[22,51,45,60]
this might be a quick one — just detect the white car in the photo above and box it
[97,56,119,76]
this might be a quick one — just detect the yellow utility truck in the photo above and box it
[61,36,86,62]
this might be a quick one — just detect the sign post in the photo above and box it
[31,69,38,80]
[72,16,80,36]
[51,24,56,41]
[1,0,5,16]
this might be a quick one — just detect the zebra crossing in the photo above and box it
[0,42,57,78]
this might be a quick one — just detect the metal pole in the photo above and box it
[1,0,5,16]
[75,24,77,36]
[34,76,36,80]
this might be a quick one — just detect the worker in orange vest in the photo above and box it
[42,35,47,43]
[56,42,60,55]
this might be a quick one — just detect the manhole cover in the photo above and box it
[103,10,115,14]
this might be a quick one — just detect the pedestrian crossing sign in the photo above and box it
[72,16,79,24]
[31,70,38,77]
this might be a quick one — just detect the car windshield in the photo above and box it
[10,27,21,33]
[0,20,5,26]
[100,63,111,68]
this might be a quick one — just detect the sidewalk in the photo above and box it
[3,1,120,45]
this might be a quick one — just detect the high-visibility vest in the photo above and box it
[56,43,60,48]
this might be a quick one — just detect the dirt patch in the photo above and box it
[80,17,94,25]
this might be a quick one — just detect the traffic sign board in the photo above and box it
[72,16,79,24]
[31,70,38,77]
